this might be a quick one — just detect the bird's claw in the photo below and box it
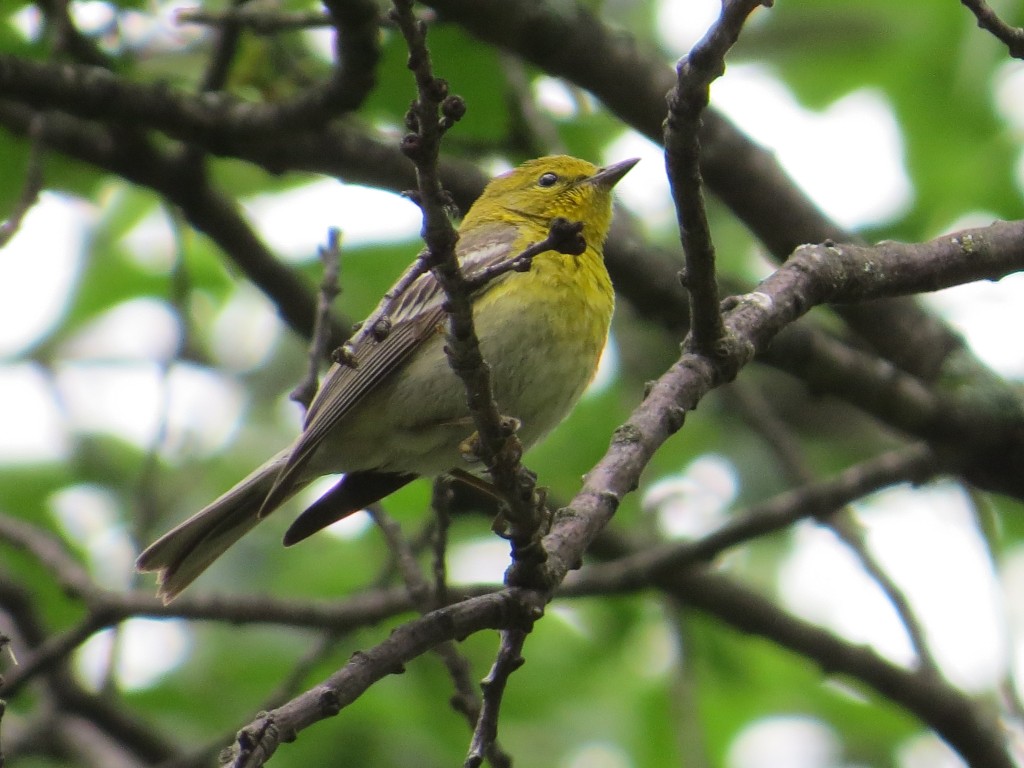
[458,416,522,463]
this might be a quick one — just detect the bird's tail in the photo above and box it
[136,450,302,603]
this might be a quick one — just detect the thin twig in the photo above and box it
[664,609,713,768]
[177,7,333,33]
[664,0,768,353]
[133,205,193,567]
[961,0,1024,58]
[0,115,46,249]
[193,0,246,98]
[464,629,526,768]
[727,383,941,672]
[355,15,542,738]
[366,505,433,606]
[330,244,433,372]
[427,482,515,767]
[462,217,584,292]
[0,515,95,599]
[366,504,513,766]
[431,478,454,607]
[565,444,940,594]
[291,229,343,410]
[389,0,549,583]
[826,514,941,673]
[37,0,112,66]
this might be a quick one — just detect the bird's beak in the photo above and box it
[588,157,640,188]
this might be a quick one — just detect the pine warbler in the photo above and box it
[137,155,638,601]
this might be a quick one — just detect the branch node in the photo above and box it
[331,343,359,368]
[371,315,392,341]
[441,94,468,126]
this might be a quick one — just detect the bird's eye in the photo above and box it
[537,172,558,188]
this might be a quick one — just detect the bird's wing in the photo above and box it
[259,222,520,515]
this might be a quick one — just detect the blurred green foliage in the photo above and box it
[1,0,1022,766]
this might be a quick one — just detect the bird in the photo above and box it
[137,154,638,602]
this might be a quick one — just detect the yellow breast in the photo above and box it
[474,246,614,447]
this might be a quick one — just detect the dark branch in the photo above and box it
[0,101,346,346]
[763,321,1024,499]
[0,0,379,140]
[826,513,942,672]
[177,6,333,33]
[961,0,1024,58]
[35,0,113,67]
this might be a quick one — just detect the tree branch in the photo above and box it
[961,0,1024,58]
[664,0,767,352]
[728,383,942,672]
[390,0,549,580]
[566,444,939,593]
[0,101,346,346]
[225,589,543,768]
[365,503,511,766]
[658,570,1011,768]
[464,628,525,768]
[419,0,988,385]
[560,531,1012,768]
[540,219,1024,590]
[0,0,380,138]
[290,228,343,410]
[177,6,333,33]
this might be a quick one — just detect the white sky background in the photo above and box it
[1,1,1024,765]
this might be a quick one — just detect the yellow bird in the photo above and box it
[137,155,638,601]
